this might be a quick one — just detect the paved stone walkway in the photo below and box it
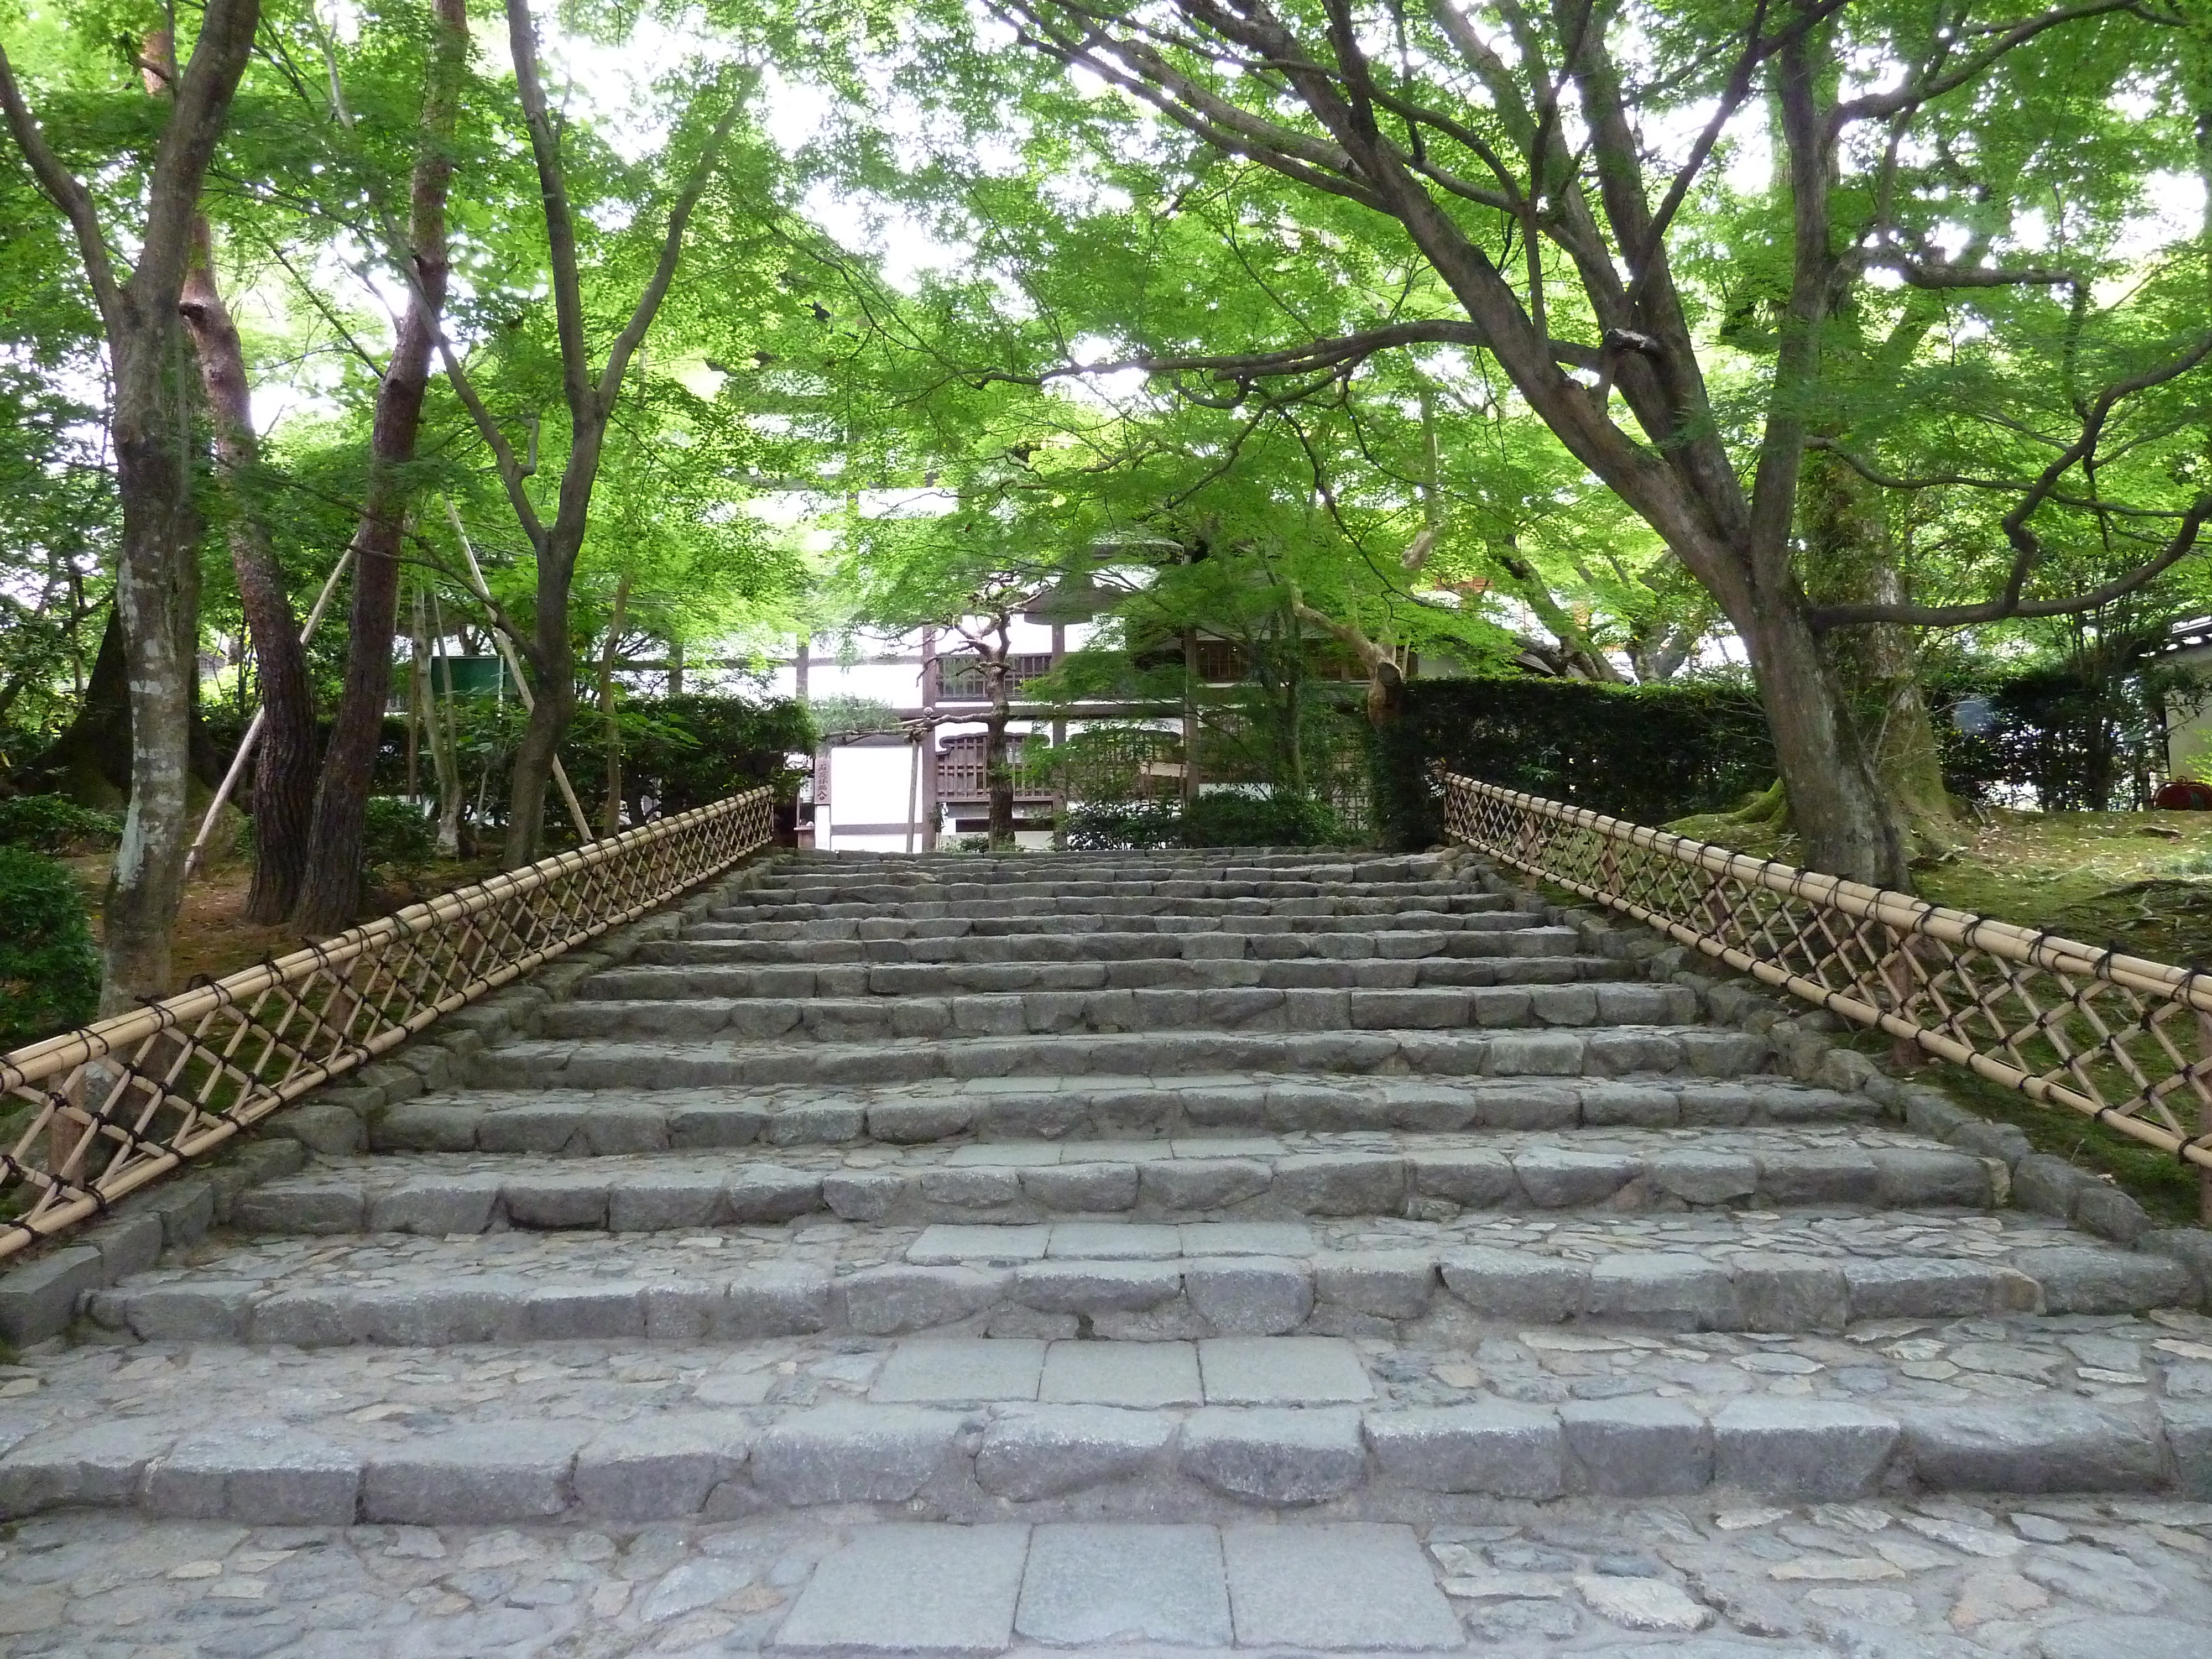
[1,848,2209,1656]
[4,1497,2209,1656]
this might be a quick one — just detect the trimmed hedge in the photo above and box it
[0,846,100,1048]
[1064,791,1344,850]
[1370,677,1775,848]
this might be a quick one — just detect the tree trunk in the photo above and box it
[290,0,465,937]
[1180,628,1201,806]
[984,663,1015,849]
[599,572,629,838]
[17,608,133,803]
[178,223,316,922]
[415,588,463,858]
[100,335,202,1010]
[2,3,261,1008]
[1740,594,1910,889]
[503,556,581,865]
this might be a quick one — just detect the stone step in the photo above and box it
[533,983,1704,1042]
[770,858,1442,885]
[475,1025,1775,1091]
[11,1324,2209,1525]
[84,1208,2197,1349]
[635,930,1587,970]
[747,877,1480,905]
[686,910,1557,943]
[587,953,1615,1001]
[226,1128,2004,1238]
[375,1073,1877,1154]
[713,893,1524,925]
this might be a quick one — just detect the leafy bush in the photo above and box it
[1369,677,1776,848]
[1064,799,1184,850]
[361,798,436,873]
[1181,790,1342,847]
[1063,792,1341,849]
[0,847,100,1048]
[0,794,122,857]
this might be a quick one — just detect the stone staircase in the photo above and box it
[4,846,2211,1655]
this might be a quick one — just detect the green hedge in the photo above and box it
[0,847,100,1048]
[1369,677,1775,848]
[1065,791,1344,850]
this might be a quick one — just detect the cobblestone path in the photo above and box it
[1,848,2208,1657]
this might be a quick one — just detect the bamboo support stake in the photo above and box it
[440,498,592,843]
[184,551,352,881]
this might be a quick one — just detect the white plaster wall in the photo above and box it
[2168,644,2212,782]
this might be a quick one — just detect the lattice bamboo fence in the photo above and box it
[0,788,776,1259]
[1442,773,2212,1182]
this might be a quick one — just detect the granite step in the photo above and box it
[745,877,1483,905]
[587,954,1615,1000]
[714,893,1525,925]
[9,1326,2208,1525]
[633,929,1590,969]
[685,909,1557,943]
[761,858,1451,885]
[223,1128,2006,1238]
[373,1073,1877,1154]
[81,1208,2198,1349]
[532,983,1704,1042]
[474,1025,1777,1091]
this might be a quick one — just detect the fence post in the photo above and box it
[1886,935,1926,1071]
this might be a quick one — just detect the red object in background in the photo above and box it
[2155,780,2212,810]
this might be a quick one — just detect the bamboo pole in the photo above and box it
[440,498,592,843]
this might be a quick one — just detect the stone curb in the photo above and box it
[0,854,784,1349]
[0,1393,2197,1526]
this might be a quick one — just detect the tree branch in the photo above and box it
[596,84,752,412]
[0,45,122,324]
[1833,0,2135,126]
[504,0,593,422]
[1866,250,2081,288]
[1808,494,2212,627]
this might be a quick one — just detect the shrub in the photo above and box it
[0,847,100,1048]
[1181,790,1342,847]
[361,797,436,873]
[1063,792,1342,850]
[1063,799,1183,851]
[0,794,122,857]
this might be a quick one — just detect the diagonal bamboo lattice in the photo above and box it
[0,788,776,1260]
[1442,773,2212,1184]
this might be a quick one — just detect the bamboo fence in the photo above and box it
[1441,772,2212,1182]
[0,787,776,1259]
